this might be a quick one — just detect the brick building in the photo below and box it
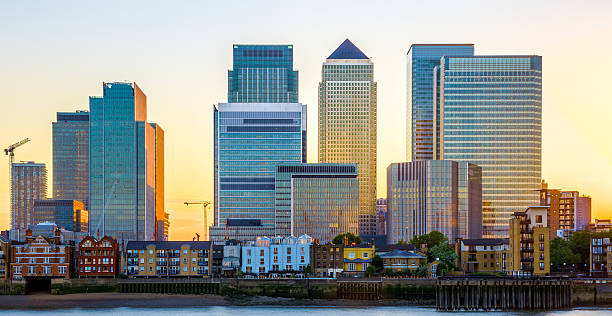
[124,241,216,278]
[310,243,343,277]
[455,238,509,274]
[77,236,118,277]
[10,228,73,281]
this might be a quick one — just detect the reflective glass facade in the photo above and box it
[407,44,474,160]
[32,199,88,232]
[275,163,359,243]
[228,45,298,103]
[386,160,482,244]
[318,40,377,236]
[52,111,89,208]
[151,123,165,240]
[211,103,307,242]
[11,162,47,231]
[89,82,158,241]
[437,56,542,237]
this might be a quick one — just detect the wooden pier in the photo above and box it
[436,278,572,311]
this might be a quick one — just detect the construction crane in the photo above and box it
[4,138,30,231]
[184,201,211,240]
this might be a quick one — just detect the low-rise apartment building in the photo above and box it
[508,206,550,276]
[222,239,241,277]
[125,241,215,278]
[241,235,312,275]
[343,244,375,275]
[310,243,343,277]
[590,219,612,234]
[590,237,612,277]
[0,237,9,279]
[77,236,118,277]
[10,228,73,281]
[455,238,509,274]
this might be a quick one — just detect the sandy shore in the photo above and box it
[0,292,430,309]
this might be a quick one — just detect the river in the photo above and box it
[1,306,611,315]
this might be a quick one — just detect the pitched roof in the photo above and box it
[460,238,508,246]
[328,39,368,59]
[379,249,426,259]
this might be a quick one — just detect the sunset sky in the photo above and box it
[1,1,611,240]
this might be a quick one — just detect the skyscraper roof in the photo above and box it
[327,39,368,59]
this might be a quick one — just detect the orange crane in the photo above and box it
[4,138,30,230]
[184,201,211,240]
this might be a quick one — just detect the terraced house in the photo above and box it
[455,238,510,274]
[378,249,427,272]
[343,243,375,275]
[241,235,312,275]
[77,236,118,277]
[10,228,73,281]
[125,241,215,277]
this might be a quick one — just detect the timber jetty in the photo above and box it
[436,277,572,311]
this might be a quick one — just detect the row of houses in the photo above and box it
[0,228,428,281]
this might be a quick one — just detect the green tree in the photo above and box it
[303,264,312,277]
[409,231,448,250]
[416,264,428,277]
[569,231,591,271]
[365,265,377,277]
[428,242,457,271]
[550,237,579,272]
[332,233,362,245]
[372,254,384,272]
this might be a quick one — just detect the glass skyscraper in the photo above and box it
[89,82,162,241]
[275,163,359,243]
[32,199,88,232]
[318,39,377,236]
[150,123,165,241]
[407,44,474,161]
[386,160,482,244]
[210,103,307,242]
[228,45,298,103]
[52,111,89,208]
[436,55,542,237]
[11,162,47,231]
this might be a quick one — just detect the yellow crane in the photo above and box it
[4,138,30,230]
[184,201,211,241]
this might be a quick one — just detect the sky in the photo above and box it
[0,0,611,241]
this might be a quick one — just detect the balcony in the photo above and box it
[521,247,534,252]
[198,260,208,266]
[169,261,180,266]
[522,238,534,244]
[521,257,534,262]
[157,253,167,258]
[156,261,167,266]
[127,253,139,258]
[168,253,180,258]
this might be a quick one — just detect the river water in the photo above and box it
[2,306,611,315]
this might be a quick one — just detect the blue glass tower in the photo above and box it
[53,111,89,208]
[89,82,157,241]
[210,103,307,241]
[407,44,474,161]
[436,55,542,237]
[228,45,298,103]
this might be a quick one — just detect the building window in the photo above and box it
[274,248,278,255]
[149,266,153,272]
[539,234,544,242]
[260,249,264,256]
[539,262,545,270]
[539,243,545,251]
[362,252,368,258]
[59,266,67,274]
[349,252,355,259]
[536,215,543,224]
[362,263,369,271]
[14,266,21,274]
[287,248,292,255]
[348,263,355,271]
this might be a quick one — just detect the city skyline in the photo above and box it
[1,1,611,240]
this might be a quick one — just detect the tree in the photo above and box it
[303,264,312,277]
[332,233,362,245]
[569,231,591,272]
[409,231,448,250]
[372,254,384,272]
[428,242,457,271]
[416,264,428,277]
[365,265,377,277]
[550,237,579,272]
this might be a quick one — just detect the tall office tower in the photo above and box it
[89,82,161,241]
[150,123,165,241]
[436,55,542,238]
[274,163,359,243]
[576,195,591,232]
[33,199,88,232]
[210,103,307,242]
[52,111,89,208]
[228,45,298,103]
[376,198,387,236]
[407,44,474,161]
[318,39,377,236]
[11,162,47,231]
[386,160,482,244]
